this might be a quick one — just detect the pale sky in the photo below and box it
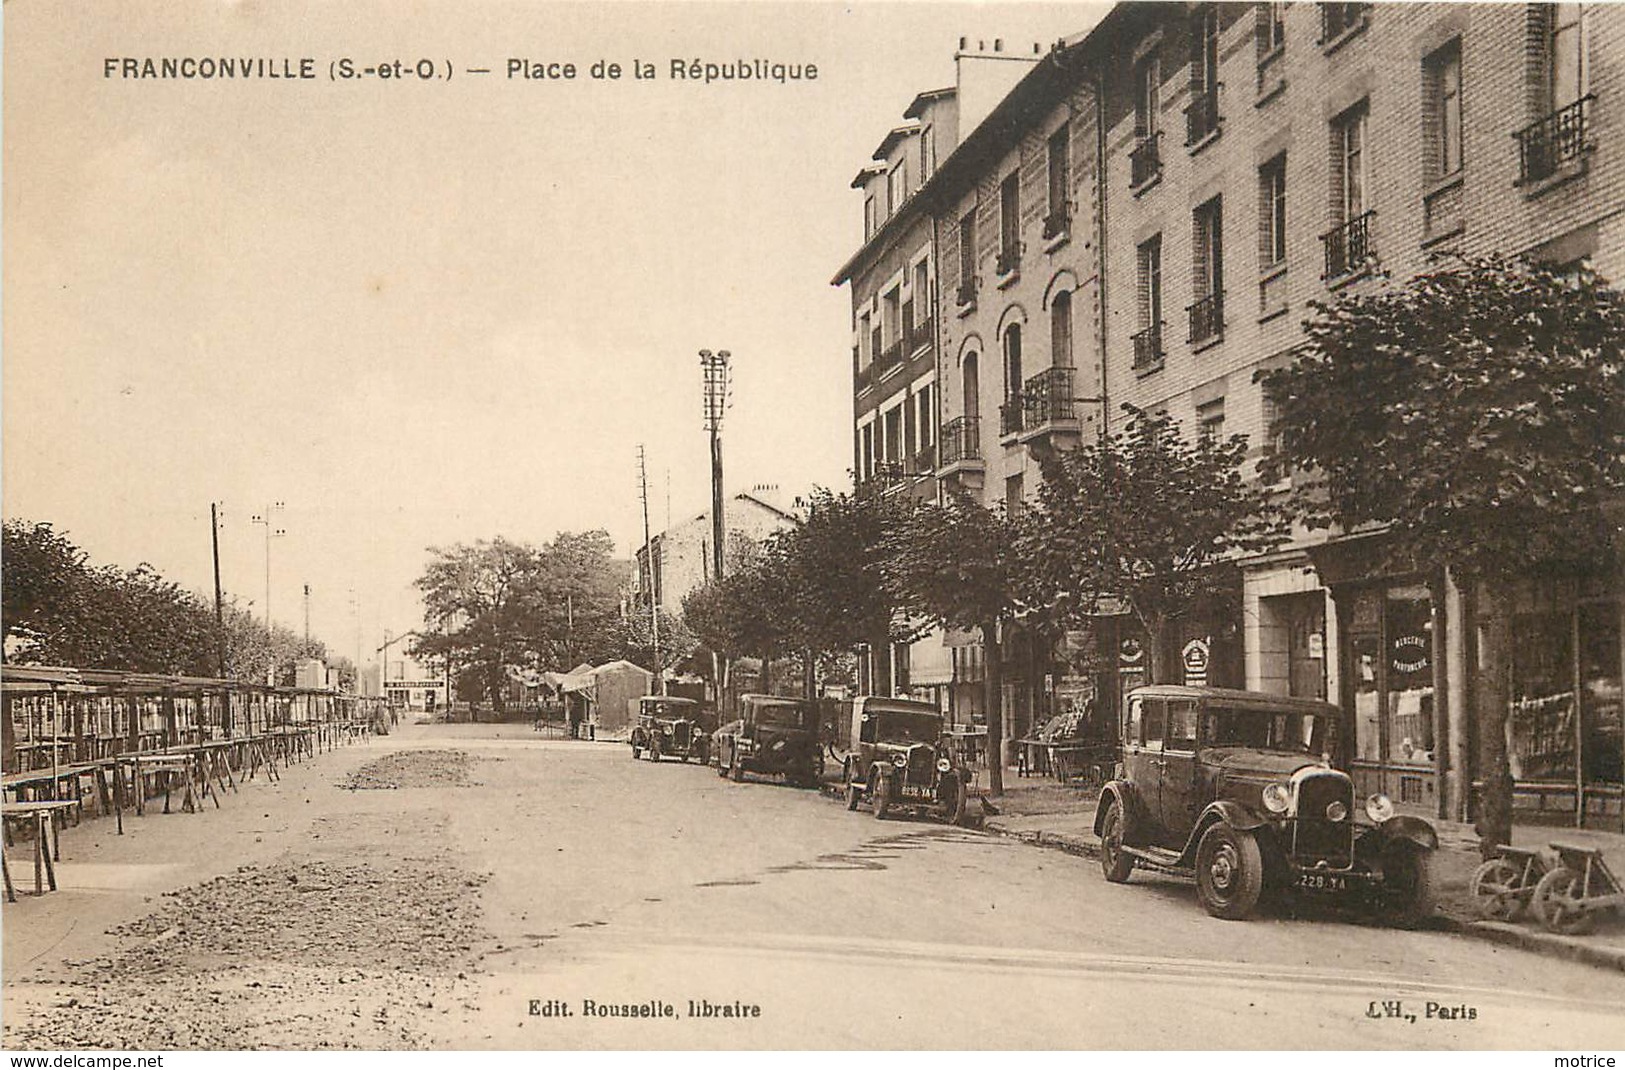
[3,0,1103,667]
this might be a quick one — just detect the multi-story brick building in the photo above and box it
[841,3,1622,829]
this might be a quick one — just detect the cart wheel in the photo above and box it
[1532,866,1596,935]
[1468,858,1526,922]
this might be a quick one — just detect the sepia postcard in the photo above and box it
[4,0,1625,1055]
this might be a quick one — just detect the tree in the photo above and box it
[528,530,625,670]
[772,487,920,689]
[881,495,1027,796]
[1259,257,1625,854]
[412,537,542,712]
[614,605,696,680]
[2,521,89,655]
[1026,409,1288,686]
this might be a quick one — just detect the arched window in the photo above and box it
[1003,324,1023,399]
[962,352,980,422]
[1051,290,1073,369]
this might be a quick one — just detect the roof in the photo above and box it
[902,86,954,120]
[871,123,919,162]
[849,163,886,190]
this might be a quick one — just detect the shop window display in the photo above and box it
[1510,610,1578,782]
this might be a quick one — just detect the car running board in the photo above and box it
[1122,844,1191,873]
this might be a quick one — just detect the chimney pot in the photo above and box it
[959,35,967,49]
[994,38,1004,52]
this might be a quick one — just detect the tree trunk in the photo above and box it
[760,649,772,695]
[1142,611,1169,685]
[984,619,1005,797]
[1472,583,1515,858]
[803,648,817,700]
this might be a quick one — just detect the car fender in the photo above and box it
[1179,800,1271,860]
[1094,781,1146,837]
[1376,814,1438,852]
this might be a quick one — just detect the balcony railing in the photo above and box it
[1130,132,1162,187]
[1187,292,1224,344]
[1321,209,1376,279]
[1516,95,1596,185]
[906,316,935,354]
[1042,205,1071,240]
[955,276,977,306]
[1320,2,1368,43]
[995,245,1022,277]
[1022,367,1077,428]
[868,461,906,487]
[1131,323,1164,369]
[1000,397,1025,437]
[938,415,982,467]
[876,340,904,375]
[855,361,875,393]
[914,444,937,474]
[1184,85,1221,146]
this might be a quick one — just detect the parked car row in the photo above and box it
[628,683,1442,927]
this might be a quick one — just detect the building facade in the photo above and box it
[630,486,801,618]
[839,2,1623,829]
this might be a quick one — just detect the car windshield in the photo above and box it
[870,710,943,743]
[642,702,692,719]
[1202,706,1333,755]
[753,700,812,729]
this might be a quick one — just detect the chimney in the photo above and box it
[954,34,1043,138]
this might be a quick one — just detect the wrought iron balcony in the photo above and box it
[1042,204,1071,240]
[1131,324,1164,369]
[1130,133,1162,187]
[1022,367,1077,429]
[1320,2,1368,43]
[906,316,935,354]
[955,276,977,307]
[1000,397,1025,437]
[913,444,937,475]
[1184,85,1221,146]
[869,461,906,487]
[1516,95,1596,185]
[876,340,904,375]
[938,415,982,467]
[1321,209,1376,279]
[1187,292,1224,344]
[995,245,1022,277]
[855,361,874,393]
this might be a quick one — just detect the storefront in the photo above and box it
[1504,575,1623,830]
[1338,580,1443,813]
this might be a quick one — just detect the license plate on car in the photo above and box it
[1295,872,1347,892]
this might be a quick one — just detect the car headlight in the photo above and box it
[893,752,909,768]
[1262,782,1291,814]
[1325,801,1347,822]
[935,757,951,773]
[1365,793,1395,823]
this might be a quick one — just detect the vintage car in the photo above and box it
[839,696,972,824]
[1096,685,1439,926]
[629,695,709,763]
[713,694,823,787]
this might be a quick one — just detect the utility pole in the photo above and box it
[348,590,362,695]
[210,502,228,681]
[250,502,286,685]
[700,349,731,581]
[302,583,311,645]
[637,445,663,693]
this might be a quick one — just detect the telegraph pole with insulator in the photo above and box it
[700,349,731,582]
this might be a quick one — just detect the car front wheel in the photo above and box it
[1381,844,1438,930]
[871,771,893,820]
[729,748,745,782]
[1099,799,1134,883]
[715,743,729,777]
[1195,822,1264,920]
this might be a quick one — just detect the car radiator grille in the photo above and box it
[1292,773,1354,867]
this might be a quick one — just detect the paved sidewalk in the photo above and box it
[978,775,1625,974]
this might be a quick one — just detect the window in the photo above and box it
[1132,54,1163,186]
[1197,397,1226,441]
[1003,324,1023,399]
[882,286,902,353]
[916,384,935,454]
[911,261,931,348]
[920,125,936,182]
[1134,235,1164,367]
[1257,3,1286,60]
[1187,6,1222,145]
[1259,153,1287,268]
[1320,3,1367,44]
[858,313,872,367]
[1004,473,1025,518]
[1140,697,1167,747]
[1549,2,1589,109]
[1167,700,1199,750]
[1046,127,1071,238]
[1190,196,1225,343]
[1424,41,1462,180]
[1325,102,1374,277]
[998,173,1021,275]
[957,209,977,304]
[887,159,908,215]
[860,423,875,480]
[1517,5,1594,185]
[1051,289,1074,369]
[864,196,877,240]
[882,406,902,463]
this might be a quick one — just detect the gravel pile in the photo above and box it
[340,749,477,790]
[5,854,489,1050]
